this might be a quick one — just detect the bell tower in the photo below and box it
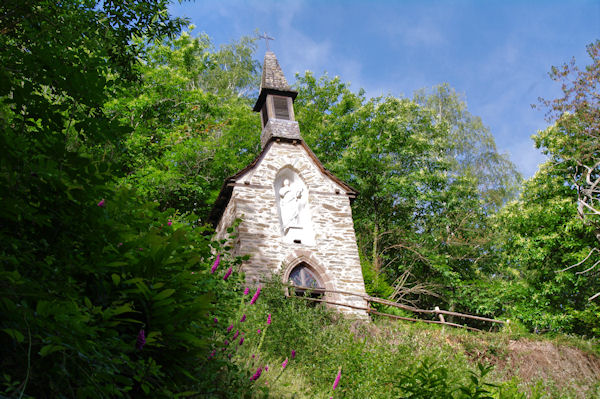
[252,51,302,148]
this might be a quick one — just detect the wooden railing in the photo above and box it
[283,284,507,332]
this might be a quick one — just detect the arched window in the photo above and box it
[288,262,324,297]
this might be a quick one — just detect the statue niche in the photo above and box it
[274,168,315,245]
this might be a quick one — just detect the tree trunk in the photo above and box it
[372,222,379,273]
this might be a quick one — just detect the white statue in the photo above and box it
[279,178,304,234]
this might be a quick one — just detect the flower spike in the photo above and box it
[249,285,261,304]
[210,254,220,274]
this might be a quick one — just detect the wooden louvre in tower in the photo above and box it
[273,96,290,120]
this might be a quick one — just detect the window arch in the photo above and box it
[287,262,324,297]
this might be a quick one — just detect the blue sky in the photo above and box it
[168,0,599,178]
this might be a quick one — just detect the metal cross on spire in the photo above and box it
[258,32,274,51]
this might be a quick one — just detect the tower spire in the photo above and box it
[259,51,290,92]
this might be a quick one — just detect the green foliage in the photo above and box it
[396,359,453,398]
[103,29,261,219]
[492,161,600,336]
[361,255,394,299]
[533,41,600,304]
[535,40,600,168]
[467,43,600,337]
[396,360,497,399]
[0,175,241,396]
[0,1,252,396]
[0,0,186,145]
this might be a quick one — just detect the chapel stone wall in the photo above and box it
[215,140,368,317]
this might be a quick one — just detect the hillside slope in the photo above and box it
[225,284,600,399]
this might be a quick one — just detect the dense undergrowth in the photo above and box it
[209,277,600,399]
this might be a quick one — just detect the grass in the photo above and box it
[210,279,600,398]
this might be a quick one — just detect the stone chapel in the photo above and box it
[210,51,368,317]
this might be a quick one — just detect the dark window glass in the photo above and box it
[273,96,290,120]
[288,264,324,298]
[261,104,269,125]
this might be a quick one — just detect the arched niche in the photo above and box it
[274,167,315,245]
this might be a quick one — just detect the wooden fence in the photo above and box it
[283,284,507,332]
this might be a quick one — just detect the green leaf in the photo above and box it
[104,303,134,319]
[36,300,51,317]
[154,289,175,301]
[107,261,129,267]
[1,328,24,343]
[40,344,66,357]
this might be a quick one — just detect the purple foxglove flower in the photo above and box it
[281,358,288,369]
[250,367,263,381]
[224,339,230,346]
[233,330,239,340]
[243,287,249,295]
[249,285,261,305]
[257,329,261,334]
[239,336,244,345]
[208,350,215,359]
[97,199,105,207]
[227,324,233,333]
[167,219,172,226]
[210,254,220,274]
[332,367,342,390]
[267,313,271,325]
[291,349,296,359]
[240,314,246,323]
[136,329,146,350]
[251,354,255,359]
[214,317,218,324]
[223,267,233,281]
[265,365,269,372]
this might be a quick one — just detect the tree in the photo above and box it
[535,41,600,301]
[104,30,262,219]
[414,84,522,209]
[0,2,249,396]
[493,160,599,336]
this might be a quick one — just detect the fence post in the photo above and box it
[434,306,445,323]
